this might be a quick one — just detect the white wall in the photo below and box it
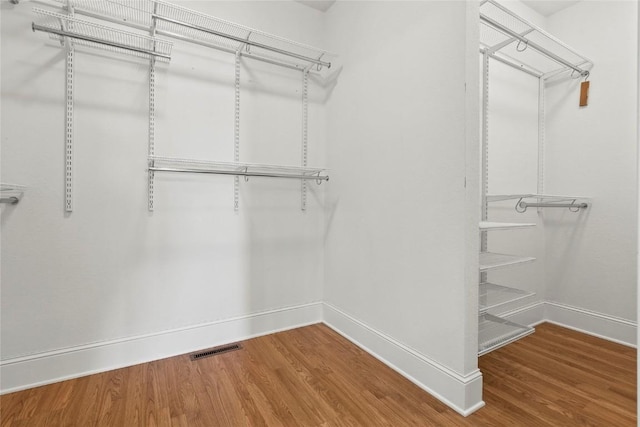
[323,0,482,414]
[544,1,637,326]
[1,0,327,391]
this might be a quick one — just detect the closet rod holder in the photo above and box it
[480,14,589,77]
[152,14,331,69]
[31,23,172,59]
[149,167,329,182]
[0,197,20,205]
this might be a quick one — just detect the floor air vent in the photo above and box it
[190,343,242,361]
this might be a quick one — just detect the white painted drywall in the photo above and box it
[544,1,638,323]
[323,0,479,381]
[1,0,326,367]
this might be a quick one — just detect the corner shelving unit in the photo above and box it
[477,0,593,356]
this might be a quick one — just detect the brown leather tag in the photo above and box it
[579,81,589,107]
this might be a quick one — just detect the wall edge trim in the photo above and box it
[322,302,484,416]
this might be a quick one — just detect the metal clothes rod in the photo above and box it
[31,23,172,60]
[0,197,20,204]
[152,15,331,69]
[149,167,329,181]
[519,202,588,209]
[480,14,589,76]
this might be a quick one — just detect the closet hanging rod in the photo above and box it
[31,23,171,59]
[149,167,329,182]
[152,14,331,69]
[480,14,589,77]
[518,201,588,209]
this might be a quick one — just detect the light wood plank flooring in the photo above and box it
[1,322,636,426]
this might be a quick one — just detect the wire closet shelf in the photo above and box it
[0,183,26,204]
[32,8,173,60]
[53,0,334,72]
[148,157,329,183]
[480,0,593,79]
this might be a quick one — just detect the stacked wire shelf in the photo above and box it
[478,313,534,356]
[477,222,536,355]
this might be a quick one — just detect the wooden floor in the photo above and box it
[1,323,636,426]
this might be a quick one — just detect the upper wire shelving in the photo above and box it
[480,0,593,79]
[53,0,335,72]
[32,8,173,61]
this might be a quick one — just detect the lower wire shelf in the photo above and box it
[479,252,535,272]
[479,282,534,314]
[478,313,534,356]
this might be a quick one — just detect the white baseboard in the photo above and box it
[0,302,323,395]
[496,300,636,348]
[322,302,484,417]
[544,301,637,348]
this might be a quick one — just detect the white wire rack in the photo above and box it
[480,0,592,79]
[487,194,590,212]
[480,252,535,272]
[479,221,535,231]
[478,313,534,356]
[148,156,329,182]
[53,0,334,72]
[0,183,26,204]
[32,8,172,61]
[479,282,534,314]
